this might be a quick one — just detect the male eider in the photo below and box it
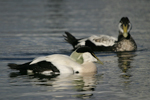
[63,17,137,52]
[8,47,103,75]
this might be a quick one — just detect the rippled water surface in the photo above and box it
[0,0,150,100]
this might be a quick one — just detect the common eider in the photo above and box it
[8,47,103,75]
[63,17,137,52]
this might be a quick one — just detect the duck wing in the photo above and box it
[89,35,117,47]
[8,61,59,74]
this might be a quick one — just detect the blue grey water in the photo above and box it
[0,0,150,100]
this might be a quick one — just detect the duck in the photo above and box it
[8,46,103,75]
[63,17,137,52]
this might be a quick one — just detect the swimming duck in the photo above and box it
[8,47,103,75]
[63,17,137,52]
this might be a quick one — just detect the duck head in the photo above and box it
[70,46,103,64]
[118,17,132,38]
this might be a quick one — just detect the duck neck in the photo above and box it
[80,62,97,73]
[118,31,131,41]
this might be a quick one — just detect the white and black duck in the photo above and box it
[63,17,137,52]
[8,47,103,75]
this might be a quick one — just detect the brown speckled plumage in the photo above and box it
[113,32,137,52]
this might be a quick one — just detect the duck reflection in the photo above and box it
[72,73,98,99]
[117,52,136,79]
[9,72,103,99]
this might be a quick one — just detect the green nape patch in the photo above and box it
[70,51,83,64]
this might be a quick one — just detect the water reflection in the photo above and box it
[9,72,103,99]
[117,52,136,79]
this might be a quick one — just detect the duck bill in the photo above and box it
[123,24,128,38]
[92,53,103,65]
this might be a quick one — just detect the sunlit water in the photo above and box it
[0,0,150,100]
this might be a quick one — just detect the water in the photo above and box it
[0,0,150,100]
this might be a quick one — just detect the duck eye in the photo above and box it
[118,23,124,33]
[126,23,129,27]
[75,71,79,74]
[127,23,132,32]
[121,24,123,28]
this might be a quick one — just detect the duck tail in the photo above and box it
[63,32,78,48]
[8,62,30,70]
[8,63,19,69]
